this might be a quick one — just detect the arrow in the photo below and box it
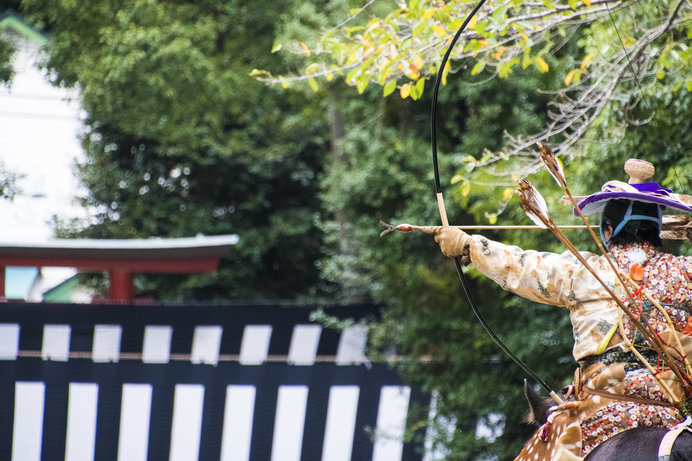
[380,215,691,240]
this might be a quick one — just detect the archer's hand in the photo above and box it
[434,227,471,262]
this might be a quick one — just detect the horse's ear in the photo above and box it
[523,379,553,426]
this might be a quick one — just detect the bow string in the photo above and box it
[429,0,561,402]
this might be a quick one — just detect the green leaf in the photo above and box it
[308,78,319,92]
[471,60,486,75]
[498,58,519,78]
[534,57,549,73]
[492,4,509,21]
[522,52,532,69]
[305,63,319,75]
[383,80,397,97]
[462,183,471,197]
[409,78,422,100]
[345,69,359,84]
[412,20,427,38]
[344,26,365,36]
[409,0,424,13]
[356,74,370,94]
[271,43,282,53]
[414,77,425,96]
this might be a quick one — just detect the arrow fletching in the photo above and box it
[537,142,566,188]
[516,179,551,229]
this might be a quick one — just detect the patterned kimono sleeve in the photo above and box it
[467,234,593,308]
[681,254,692,282]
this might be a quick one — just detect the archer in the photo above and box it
[434,160,692,460]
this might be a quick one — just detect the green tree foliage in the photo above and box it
[317,72,576,459]
[260,0,692,188]
[24,1,311,153]
[0,1,24,84]
[22,0,333,300]
[0,160,19,200]
[69,113,327,300]
[0,30,14,83]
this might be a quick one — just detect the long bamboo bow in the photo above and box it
[428,0,565,405]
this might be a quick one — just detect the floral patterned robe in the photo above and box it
[465,236,692,459]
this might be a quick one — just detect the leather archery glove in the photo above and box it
[434,226,471,260]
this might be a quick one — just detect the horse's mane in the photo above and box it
[522,380,555,426]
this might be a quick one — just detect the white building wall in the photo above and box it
[0,20,87,243]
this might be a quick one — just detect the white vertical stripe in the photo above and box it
[117,383,152,461]
[336,325,368,365]
[288,325,322,365]
[372,386,411,461]
[321,386,360,461]
[169,384,205,461]
[423,391,454,461]
[219,385,256,461]
[142,326,172,364]
[92,325,122,362]
[0,323,19,359]
[42,324,71,361]
[65,383,99,461]
[239,325,272,365]
[191,326,222,365]
[12,381,45,461]
[270,385,308,461]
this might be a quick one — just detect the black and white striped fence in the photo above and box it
[0,303,429,461]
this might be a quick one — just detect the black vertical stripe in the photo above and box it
[268,323,293,357]
[120,322,146,358]
[351,383,380,461]
[147,383,174,461]
[169,322,194,357]
[198,382,225,460]
[248,382,278,460]
[0,364,16,460]
[70,323,93,354]
[41,375,68,461]
[93,374,122,461]
[300,383,329,461]
[18,319,43,352]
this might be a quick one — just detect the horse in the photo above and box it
[521,380,692,460]
[585,425,692,460]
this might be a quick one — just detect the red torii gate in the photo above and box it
[0,235,238,302]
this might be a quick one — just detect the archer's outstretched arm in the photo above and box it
[435,227,607,308]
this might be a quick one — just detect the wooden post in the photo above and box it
[109,270,134,302]
[0,265,5,300]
